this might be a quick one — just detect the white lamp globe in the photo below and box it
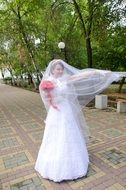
[35,38,40,45]
[58,42,65,49]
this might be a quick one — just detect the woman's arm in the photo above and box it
[68,70,112,81]
[68,71,96,81]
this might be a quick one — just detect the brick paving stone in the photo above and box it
[29,131,44,143]
[10,176,46,190]
[3,152,29,169]
[0,84,126,190]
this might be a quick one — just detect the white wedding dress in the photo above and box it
[35,78,89,182]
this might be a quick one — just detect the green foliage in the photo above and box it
[3,76,12,81]
[0,0,125,76]
[93,25,126,71]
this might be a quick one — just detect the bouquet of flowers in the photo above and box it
[39,80,58,110]
[39,80,55,91]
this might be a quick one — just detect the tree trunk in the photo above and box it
[7,2,41,88]
[4,0,40,89]
[17,7,40,87]
[72,0,93,68]
[86,37,92,68]
[118,77,125,93]
[28,73,33,85]
[8,69,15,86]
[1,70,5,79]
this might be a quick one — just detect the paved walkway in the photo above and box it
[0,84,126,190]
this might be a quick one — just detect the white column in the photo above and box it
[95,95,108,109]
[117,101,126,113]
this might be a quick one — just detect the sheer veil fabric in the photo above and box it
[41,59,126,109]
[39,59,126,143]
[35,59,126,182]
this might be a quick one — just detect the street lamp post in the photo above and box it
[34,38,43,80]
[58,42,68,62]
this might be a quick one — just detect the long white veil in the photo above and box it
[39,59,126,143]
[41,59,126,107]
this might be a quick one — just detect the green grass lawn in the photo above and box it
[103,84,126,94]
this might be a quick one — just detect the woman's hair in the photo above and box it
[50,60,64,74]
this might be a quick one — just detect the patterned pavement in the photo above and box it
[0,83,126,190]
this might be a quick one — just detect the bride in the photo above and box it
[35,59,126,182]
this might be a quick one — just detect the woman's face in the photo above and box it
[52,63,64,78]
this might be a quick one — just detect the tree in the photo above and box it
[0,0,125,87]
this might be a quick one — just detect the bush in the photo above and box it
[3,77,12,84]
[20,81,28,88]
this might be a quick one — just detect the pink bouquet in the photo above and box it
[39,80,55,91]
[39,80,58,110]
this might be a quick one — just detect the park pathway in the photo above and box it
[0,84,126,190]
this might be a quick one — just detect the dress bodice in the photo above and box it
[51,78,69,104]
